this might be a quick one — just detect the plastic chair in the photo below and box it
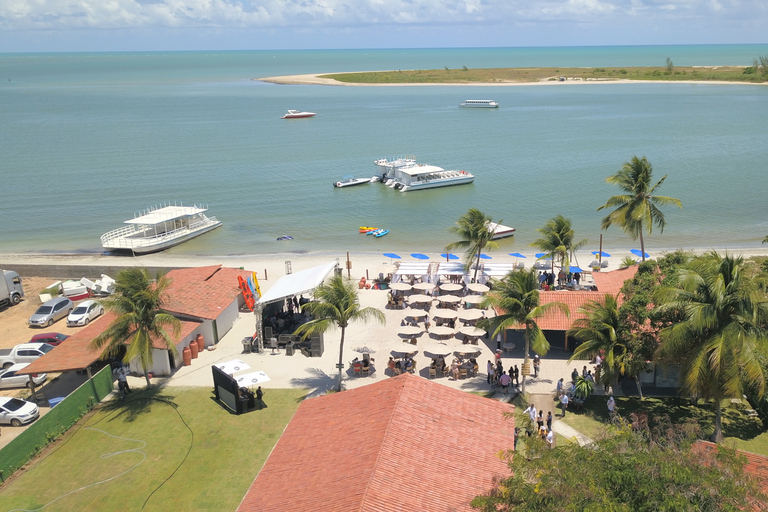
[353,363,362,377]
[460,368,468,379]
[429,368,437,379]
[362,365,370,377]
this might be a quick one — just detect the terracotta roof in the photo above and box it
[163,265,253,319]
[693,440,768,508]
[19,312,201,374]
[592,266,638,295]
[237,373,515,512]
[534,291,600,331]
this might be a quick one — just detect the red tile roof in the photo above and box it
[535,291,601,331]
[19,312,201,374]
[693,440,768,507]
[164,265,253,319]
[592,266,638,295]
[237,373,515,512]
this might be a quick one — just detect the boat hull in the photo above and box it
[334,178,370,188]
[399,176,475,192]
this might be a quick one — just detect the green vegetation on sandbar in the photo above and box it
[0,387,305,512]
[320,64,768,84]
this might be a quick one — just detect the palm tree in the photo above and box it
[567,294,626,396]
[91,268,181,387]
[530,214,587,274]
[294,274,385,391]
[478,270,569,394]
[598,156,682,262]
[655,252,768,442]
[445,208,499,283]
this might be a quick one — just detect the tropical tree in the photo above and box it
[478,270,568,394]
[568,294,627,396]
[91,268,181,387]
[655,252,768,442]
[598,155,682,262]
[529,214,587,275]
[294,274,385,391]
[445,208,499,283]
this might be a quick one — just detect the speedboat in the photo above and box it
[459,100,499,108]
[334,176,371,188]
[282,110,316,119]
[488,222,516,240]
[101,203,222,254]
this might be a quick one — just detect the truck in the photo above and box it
[0,270,25,309]
[0,343,54,370]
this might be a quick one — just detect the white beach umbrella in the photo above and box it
[466,283,490,293]
[398,325,424,336]
[459,326,487,337]
[389,282,412,292]
[439,283,463,292]
[430,326,456,338]
[432,308,458,319]
[436,295,461,304]
[412,282,436,292]
[463,295,485,305]
[408,294,433,304]
[392,344,419,355]
[423,344,453,356]
[457,309,484,321]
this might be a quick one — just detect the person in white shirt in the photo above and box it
[607,396,616,415]
[524,404,537,424]
[546,429,554,448]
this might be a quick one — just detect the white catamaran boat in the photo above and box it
[487,222,516,240]
[101,203,222,254]
[373,157,474,192]
[459,100,499,108]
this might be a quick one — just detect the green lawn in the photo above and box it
[560,395,768,455]
[0,386,304,512]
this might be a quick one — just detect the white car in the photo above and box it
[0,363,47,389]
[67,300,104,327]
[0,396,40,426]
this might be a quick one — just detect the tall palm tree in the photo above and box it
[445,208,499,283]
[655,252,768,442]
[530,214,587,274]
[91,268,181,387]
[598,156,682,262]
[294,274,385,391]
[478,270,569,394]
[567,294,626,395]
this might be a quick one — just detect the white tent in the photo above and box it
[257,260,339,305]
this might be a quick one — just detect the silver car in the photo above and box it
[0,397,40,426]
[67,300,104,327]
[28,297,74,327]
[0,363,47,389]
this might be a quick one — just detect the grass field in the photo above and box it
[559,395,768,455]
[0,386,305,512]
[320,66,767,84]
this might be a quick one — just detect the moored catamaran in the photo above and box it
[372,156,475,192]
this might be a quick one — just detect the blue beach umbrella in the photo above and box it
[508,252,527,258]
[411,253,430,260]
[569,266,584,273]
[591,251,611,258]
[534,253,552,260]
[383,252,401,259]
[478,254,492,260]
[630,249,650,258]
[440,253,460,260]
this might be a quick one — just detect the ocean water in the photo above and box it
[1,45,768,259]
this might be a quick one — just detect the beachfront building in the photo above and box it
[237,373,515,512]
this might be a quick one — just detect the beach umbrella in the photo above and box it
[441,253,460,260]
[630,249,650,258]
[408,294,433,304]
[412,282,436,292]
[432,308,458,319]
[591,251,611,258]
[439,283,463,292]
[454,346,482,355]
[424,344,453,356]
[398,325,424,337]
[569,266,584,273]
[431,326,456,339]
[478,254,492,260]
[392,345,419,356]
[437,294,461,304]
[389,282,412,292]
[457,309,484,321]
[508,252,526,258]
[383,252,401,259]
[534,253,552,260]
[463,295,485,305]
[466,283,489,293]
[411,253,430,260]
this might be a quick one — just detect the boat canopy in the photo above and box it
[397,165,446,176]
[124,205,207,225]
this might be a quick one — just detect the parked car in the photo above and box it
[0,363,47,389]
[29,332,69,346]
[28,297,74,327]
[0,396,40,426]
[0,343,55,369]
[66,300,104,327]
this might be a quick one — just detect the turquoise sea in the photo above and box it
[2,45,768,258]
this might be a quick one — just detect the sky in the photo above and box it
[0,0,766,53]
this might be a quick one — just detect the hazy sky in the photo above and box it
[1,0,766,52]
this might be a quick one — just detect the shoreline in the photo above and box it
[257,72,768,87]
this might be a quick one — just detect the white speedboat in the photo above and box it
[333,176,371,188]
[282,110,316,119]
[101,203,222,254]
[460,100,499,108]
[391,164,475,192]
[488,222,516,240]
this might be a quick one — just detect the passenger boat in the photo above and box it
[101,203,222,254]
[488,222,516,240]
[282,110,317,119]
[334,176,371,188]
[459,100,499,108]
[372,156,417,184]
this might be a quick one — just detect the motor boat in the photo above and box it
[459,100,499,108]
[282,110,316,119]
[333,176,371,188]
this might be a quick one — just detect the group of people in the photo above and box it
[537,270,582,291]
[389,355,415,374]
[522,403,555,448]
[488,357,520,394]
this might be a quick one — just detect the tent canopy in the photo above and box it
[257,261,338,305]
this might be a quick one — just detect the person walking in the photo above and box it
[560,393,569,417]
[556,377,564,395]
[524,403,537,424]
[499,371,512,394]
[487,360,494,385]
[513,365,520,387]
[546,411,553,432]
[533,355,540,378]
[256,386,266,409]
